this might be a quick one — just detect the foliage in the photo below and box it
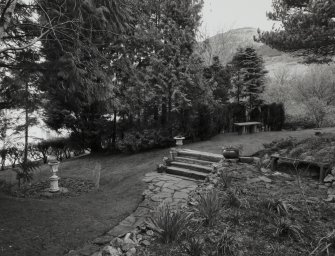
[310,230,335,256]
[218,171,232,190]
[36,141,51,163]
[183,236,206,256]
[225,189,249,209]
[203,56,231,104]
[229,47,268,112]
[196,189,222,226]
[149,203,190,244]
[291,65,335,127]
[15,160,40,188]
[260,199,293,217]
[117,129,174,153]
[272,217,303,241]
[213,228,239,256]
[258,0,335,63]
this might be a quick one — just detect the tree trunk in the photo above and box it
[23,81,29,164]
[112,109,117,149]
[0,0,18,41]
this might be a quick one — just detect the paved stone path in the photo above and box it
[107,172,198,238]
[68,172,199,256]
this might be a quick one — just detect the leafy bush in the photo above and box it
[225,189,249,209]
[218,171,232,190]
[117,129,174,153]
[260,199,294,216]
[196,189,222,226]
[149,203,190,244]
[272,217,303,241]
[310,230,335,256]
[283,115,316,130]
[213,228,239,256]
[183,236,205,256]
[14,160,40,188]
[36,141,51,163]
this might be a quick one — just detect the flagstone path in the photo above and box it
[69,172,199,256]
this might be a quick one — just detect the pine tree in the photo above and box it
[40,0,133,152]
[229,47,268,115]
[257,0,335,63]
[203,56,231,104]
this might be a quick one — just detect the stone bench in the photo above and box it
[270,154,330,183]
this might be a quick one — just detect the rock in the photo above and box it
[146,230,154,236]
[91,252,102,256]
[260,168,270,173]
[331,168,335,176]
[318,184,328,189]
[101,246,121,256]
[324,174,335,183]
[258,176,272,183]
[141,240,151,246]
[328,188,335,195]
[136,234,143,242]
[126,248,136,256]
[324,195,335,202]
[239,157,254,164]
[93,236,113,245]
[304,156,315,162]
[110,238,123,248]
[121,238,136,252]
[262,158,271,167]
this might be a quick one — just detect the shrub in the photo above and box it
[14,160,40,188]
[36,141,51,163]
[218,171,232,190]
[260,199,294,217]
[149,203,190,244]
[225,189,249,209]
[310,230,335,256]
[183,236,205,256]
[272,217,303,241]
[117,129,174,153]
[196,189,222,226]
[214,228,239,256]
[7,147,22,168]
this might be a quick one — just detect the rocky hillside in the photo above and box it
[198,27,307,75]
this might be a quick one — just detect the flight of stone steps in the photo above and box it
[158,148,224,180]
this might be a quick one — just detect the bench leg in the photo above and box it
[319,166,325,184]
[271,158,278,171]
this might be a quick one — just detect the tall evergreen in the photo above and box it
[229,47,268,113]
[257,0,335,63]
[39,0,133,152]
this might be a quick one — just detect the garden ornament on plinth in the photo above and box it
[173,135,185,146]
[48,160,60,193]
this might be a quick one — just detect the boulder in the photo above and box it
[101,246,121,256]
[324,174,335,183]
[110,238,123,248]
[126,248,136,256]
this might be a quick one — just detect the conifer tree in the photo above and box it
[229,47,268,114]
[257,0,335,63]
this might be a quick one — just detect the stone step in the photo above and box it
[174,157,215,167]
[177,149,223,162]
[165,166,208,180]
[170,161,212,173]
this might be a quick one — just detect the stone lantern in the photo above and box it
[48,160,60,193]
[173,136,185,146]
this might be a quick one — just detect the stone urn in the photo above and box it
[173,136,185,146]
[48,160,60,193]
[222,147,239,159]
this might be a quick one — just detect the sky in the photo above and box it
[200,0,275,37]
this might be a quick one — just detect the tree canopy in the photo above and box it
[258,0,335,63]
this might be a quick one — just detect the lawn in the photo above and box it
[1,128,335,256]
